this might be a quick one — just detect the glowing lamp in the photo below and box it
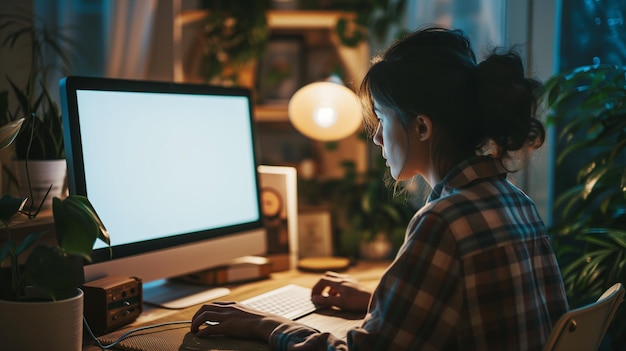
[287,81,362,141]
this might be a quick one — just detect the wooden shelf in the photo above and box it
[177,9,353,29]
[267,10,354,30]
[258,11,367,123]
[255,104,289,122]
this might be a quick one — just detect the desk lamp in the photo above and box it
[287,76,358,272]
[287,76,362,141]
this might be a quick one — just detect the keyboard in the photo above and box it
[241,284,317,320]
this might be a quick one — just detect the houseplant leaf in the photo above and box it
[547,64,626,349]
[68,195,111,246]
[52,196,110,261]
[0,117,24,150]
[1,14,74,161]
[0,240,15,267]
[22,245,79,301]
[0,195,27,222]
[14,232,45,257]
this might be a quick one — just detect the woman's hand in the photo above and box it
[311,272,372,312]
[191,301,290,341]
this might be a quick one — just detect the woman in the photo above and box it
[191,26,568,350]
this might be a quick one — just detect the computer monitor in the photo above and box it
[59,76,267,308]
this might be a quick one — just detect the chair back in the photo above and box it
[543,283,624,351]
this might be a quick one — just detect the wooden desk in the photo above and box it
[83,260,389,351]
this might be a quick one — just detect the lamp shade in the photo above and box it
[288,81,362,141]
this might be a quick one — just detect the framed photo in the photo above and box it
[297,209,333,258]
[257,36,304,103]
[258,165,300,271]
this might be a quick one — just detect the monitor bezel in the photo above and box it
[59,75,265,265]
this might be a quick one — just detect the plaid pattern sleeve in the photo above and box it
[269,156,568,351]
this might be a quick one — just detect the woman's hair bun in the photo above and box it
[474,50,545,153]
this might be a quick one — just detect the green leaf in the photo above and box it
[52,196,110,260]
[582,167,609,199]
[4,27,32,48]
[561,254,591,278]
[52,197,97,260]
[380,203,404,224]
[0,117,24,150]
[610,138,626,164]
[557,139,598,165]
[0,195,27,222]
[14,231,45,256]
[22,245,79,301]
[68,195,110,246]
[0,240,16,264]
[606,230,626,248]
[554,184,585,220]
[6,76,31,113]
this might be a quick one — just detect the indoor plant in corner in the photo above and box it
[545,64,626,350]
[0,119,111,351]
[309,156,419,260]
[1,12,73,210]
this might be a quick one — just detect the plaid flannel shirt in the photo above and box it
[270,156,568,350]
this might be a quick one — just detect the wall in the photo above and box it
[0,0,562,222]
[508,0,560,225]
[0,1,35,174]
[403,0,560,223]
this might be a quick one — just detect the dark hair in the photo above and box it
[360,26,545,175]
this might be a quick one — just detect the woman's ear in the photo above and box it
[415,115,433,141]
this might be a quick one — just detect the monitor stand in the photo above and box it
[142,279,230,309]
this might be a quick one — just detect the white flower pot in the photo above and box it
[0,288,84,351]
[13,159,67,209]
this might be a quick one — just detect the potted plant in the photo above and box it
[197,0,271,86]
[0,192,111,351]
[337,157,421,260]
[299,0,407,47]
[0,12,74,209]
[0,112,111,350]
[545,64,626,350]
[300,150,419,260]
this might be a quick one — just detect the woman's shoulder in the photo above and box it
[409,176,536,236]
[422,179,503,217]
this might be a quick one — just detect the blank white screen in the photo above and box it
[75,90,260,249]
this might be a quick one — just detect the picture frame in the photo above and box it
[256,36,304,103]
[258,165,300,271]
[297,209,333,258]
